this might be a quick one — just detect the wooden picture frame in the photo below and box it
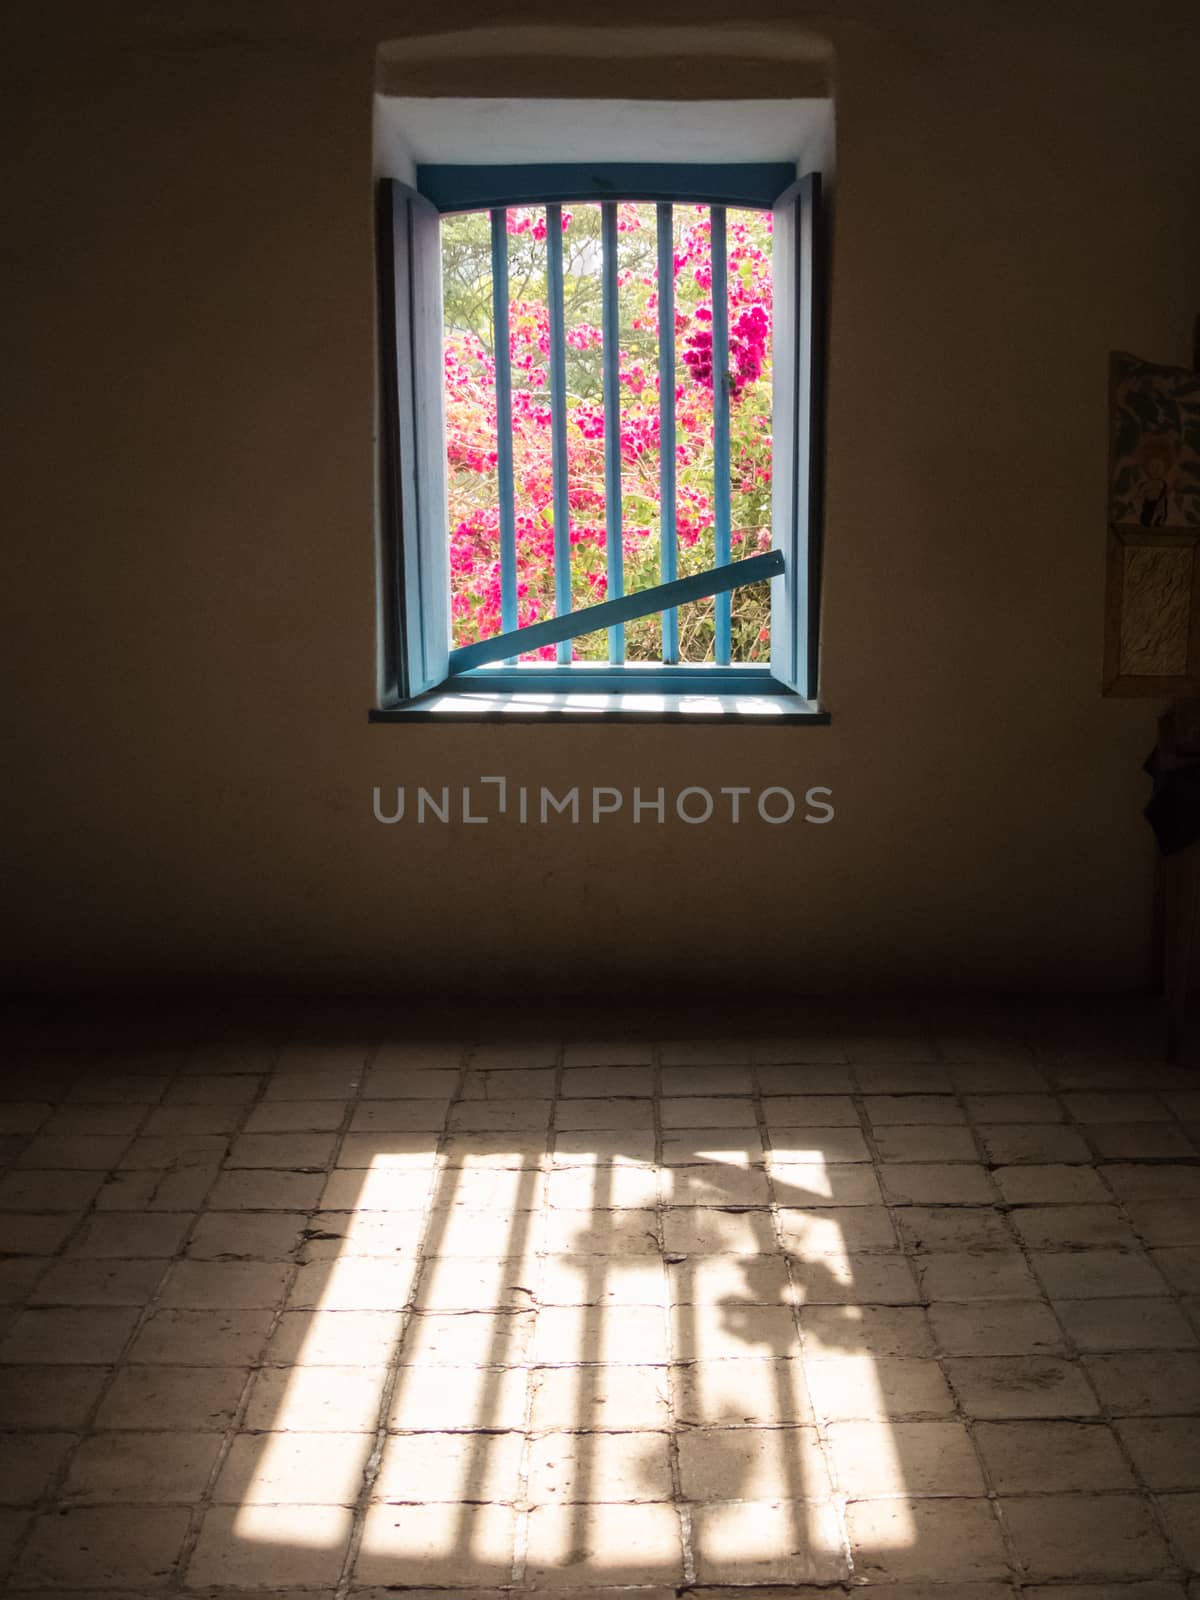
[1103,349,1200,697]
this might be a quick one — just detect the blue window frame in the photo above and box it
[375,161,824,707]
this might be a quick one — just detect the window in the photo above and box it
[373,111,826,719]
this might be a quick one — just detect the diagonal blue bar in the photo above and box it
[545,204,572,664]
[601,202,624,664]
[710,205,732,665]
[657,203,679,664]
[490,210,518,643]
[446,550,783,675]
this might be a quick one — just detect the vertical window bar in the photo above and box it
[601,202,624,664]
[657,202,678,663]
[489,210,518,651]
[545,203,572,664]
[710,205,732,665]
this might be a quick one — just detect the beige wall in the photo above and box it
[4,2,1198,997]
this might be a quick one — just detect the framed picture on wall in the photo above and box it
[1103,349,1200,696]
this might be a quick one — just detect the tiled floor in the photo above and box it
[1,1004,1199,1596]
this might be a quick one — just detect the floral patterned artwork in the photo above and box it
[1110,351,1200,528]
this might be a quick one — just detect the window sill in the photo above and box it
[369,689,829,724]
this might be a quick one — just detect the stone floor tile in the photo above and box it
[213,1429,372,1503]
[805,1356,954,1420]
[1011,1203,1139,1251]
[661,1095,758,1129]
[42,1104,146,1137]
[0,1258,45,1304]
[223,1131,337,1168]
[1160,1491,1200,1568]
[544,1207,657,1255]
[462,1066,558,1099]
[541,1254,665,1309]
[0,1213,78,1256]
[1065,1092,1173,1123]
[551,1131,659,1167]
[828,1419,984,1496]
[660,1038,753,1066]
[1002,1491,1172,1579]
[269,1308,403,1368]
[358,1501,516,1584]
[555,1097,655,1131]
[69,1211,193,1258]
[974,1418,1134,1491]
[917,1250,1038,1301]
[768,1127,872,1163]
[0,1304,138,1363]
[673,1356,813,1425]
[660,1131,765,1165]
[0,1170,104,1212]
[562,1041,653,1067]
[846,1496,1007,1581]
[560,1065,655,1097]
[980,1125,1092,1165]
[243,1098,348,1131]
[527,1430,674,1503]
[756,1064,854,1093]
[1155,1247,1200,1295]
[1085,1352,1200,1414]
[864,1094,966,1126]
[364,1064,461,1098]
[530,1363,670,1431]
[94,1363,247,1429]
[441,1133,547,1167]
[1104,1165,1200,1204]
[186,1208,307,1260]
[158,1257,291,1309]
[127,1306,273,1365]
[667,1165,773,1210]
[164,1073,261,1105]
[792,1251,920,1306]
[375,1429,525,1502]
[893,1205,1013,1253]
[945,1356,1098,1417]
[1056,1296,1197,1351]
[288,1255,417,1311]
[61,1429,221,1504]
[347,1098,449,1133]
[0,1432,76,1504]
[207,1168,325,1210]
[678,1423,830,1501]
[962,1092,1062,1123]
[661,1207,774,1256]
[778,1205,897,1256]
[690,1497,846,1583]
[873,1125,980,1162]
[661,1066,754,1096]
[535,1303,669,1365]
[66,1075,172,1105]
[321,1168,435,1211]
[853,1066,949,1092]
[0,1365,109,1427]
[994,1164,1110,1204]
[769,1161,883,1205]
[950,1062,1049,1093]
[880,1164,996,1205]
[188,1503,352,1586]
[245,1363,386,1431]
[94,1163,217,1212]
[30,1258,164,1306]
[373,1040,464,1072]
[390,1361,528,1430]
[761,1094,860,1126]
[339,1132,442,1169]
[670,1302,797,1362]
[666,1253,790,1307]
[1033,1247,1167,1299]
[802,1304,934,1357]
[1118,1417,1200,1488]
[15,1505,190,1587]
[1087,1123,1197,1160]
[448,1097,552,1133]
[549,1163,657,1210]
[0,1103,52,1134]
[399,1310,534,1367]
[526,1501,684,1586]
[417,1254,540,1311]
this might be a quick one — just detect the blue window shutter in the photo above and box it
[770,173,823,698]
[377,179,450,699]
